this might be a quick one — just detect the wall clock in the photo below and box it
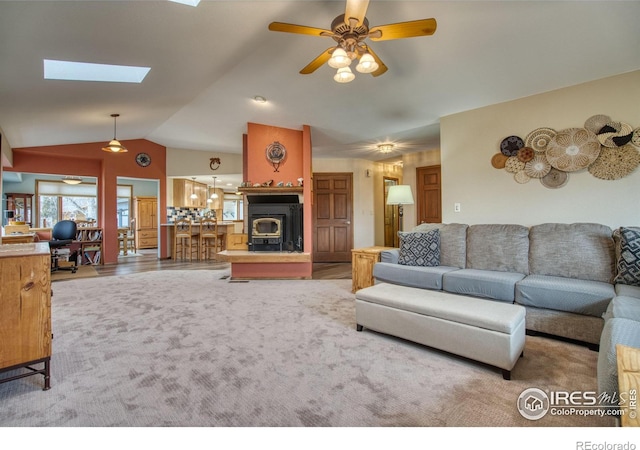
[136,152,151,167]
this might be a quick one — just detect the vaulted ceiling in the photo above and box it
[1,0,639,163]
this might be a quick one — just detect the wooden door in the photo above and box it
[416,165,442,225]
[313,173,353,262]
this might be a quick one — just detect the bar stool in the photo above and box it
[199,218,222,260]
[174,218,198,261]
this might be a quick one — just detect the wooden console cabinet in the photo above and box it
[0,242,52,390]
[351,246,394,293]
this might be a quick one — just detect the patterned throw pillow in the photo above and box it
[614,227,640,286]
[398,230,440,267]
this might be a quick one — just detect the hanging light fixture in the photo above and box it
[356,52,379,74]
[377,143,395,153]
[210,176,219,199]
[101,113,128,153]
[190,177,198,199]
[334,66,355,83]
[62,176,82,185]
[328,47,351,69]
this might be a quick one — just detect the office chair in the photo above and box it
[48,220,78,273]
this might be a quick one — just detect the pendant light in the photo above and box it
[190,177,198,199]
[210,176,219,199]
[101,113,128,153]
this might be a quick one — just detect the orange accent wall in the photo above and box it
[244,123,313,277]
[246,123,305,185]
[7,139,168,263]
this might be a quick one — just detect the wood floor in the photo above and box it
[94,249,352,280]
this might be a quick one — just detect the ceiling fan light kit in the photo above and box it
[269,0,436,83]
[334,66,355,83]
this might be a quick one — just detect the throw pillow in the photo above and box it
[398,230,440,267]
[614,227,640,286]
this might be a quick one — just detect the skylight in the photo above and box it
[168,0,201,6]
[43,59,150,83]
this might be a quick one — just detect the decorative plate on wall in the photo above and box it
[504,156,525,173]
[500,135,524,156]
[588,144,640,180]
[524,155,552,178]
[514,170,531,184]
[540,167,569,189]
[596,121,634,148]
[525,127,556,153]
[265,141,287,172]
[517,147,535,162]
[633,128,640,147]
[584,115,611,134]
[546,127,600,172]
[491,153,509,169]
[135,152,151,167]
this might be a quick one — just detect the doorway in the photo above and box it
[416,165,442,225]
[383,176,399,247]
[312,172,353,262]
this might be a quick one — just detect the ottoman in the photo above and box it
[355,283,526,379]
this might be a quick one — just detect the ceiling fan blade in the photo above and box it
[300,48,334,75]
[366,47,388,77]
[369,18,437,41]
[344,0,370,27]
[268,22,333,37]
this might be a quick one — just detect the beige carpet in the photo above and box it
[51,264,98,282]
[0,270,617,429]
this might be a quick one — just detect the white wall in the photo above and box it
[440,70,640,229]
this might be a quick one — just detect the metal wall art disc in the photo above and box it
[266,141,287,172]
[525,128,556,153]
[588,144,640,180]
[540,167,569,189]
[546,127,601,172]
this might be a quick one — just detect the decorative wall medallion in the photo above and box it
[491,153,509,169]
[596,121,634,148]
[525,127,556,153]
[500,135,524,156]
[209,157,221,171]
[584,115,611,134]
[588,144,640,180]
[546,127,600,172]
[266,141,287,172]
[135,152,151,167]
[540,167,569,189]
[505,156,525,173]
[524,155,552,178]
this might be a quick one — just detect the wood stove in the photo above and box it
[247,195,303,252]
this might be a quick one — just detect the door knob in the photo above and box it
[345,221,351,225]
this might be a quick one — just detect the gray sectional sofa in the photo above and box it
[369,223,640,399]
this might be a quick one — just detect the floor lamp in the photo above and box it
[386,185,415,232]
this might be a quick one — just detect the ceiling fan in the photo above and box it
[268,0,437,82]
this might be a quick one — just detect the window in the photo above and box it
[36,180,98,227]
[223,195,243,221]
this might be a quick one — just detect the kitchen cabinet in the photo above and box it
[0,242,51,390]
[134,196,158,249]
[172,179,208,208]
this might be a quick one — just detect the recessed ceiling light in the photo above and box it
[44,59,150,83]
[168,0,201,6]
[253,96,267,103]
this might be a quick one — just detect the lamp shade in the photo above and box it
[62,176,82,185]
[386,185,414,205]
[328,47,351,69]
[356,52,379,74]
[334,66,355,83]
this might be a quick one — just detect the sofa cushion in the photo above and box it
[613,227,640,287]
[529,223,615,283]
[443,269,525,303]
[380,248,399,264]
[602,296,640,322]
[515,274,614,317]
[412,223,468,268]
[597,318,640,405]
[616,283,640,299]
[397,230,440,267]
[466,224,529,274]
[373,262,460,291]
